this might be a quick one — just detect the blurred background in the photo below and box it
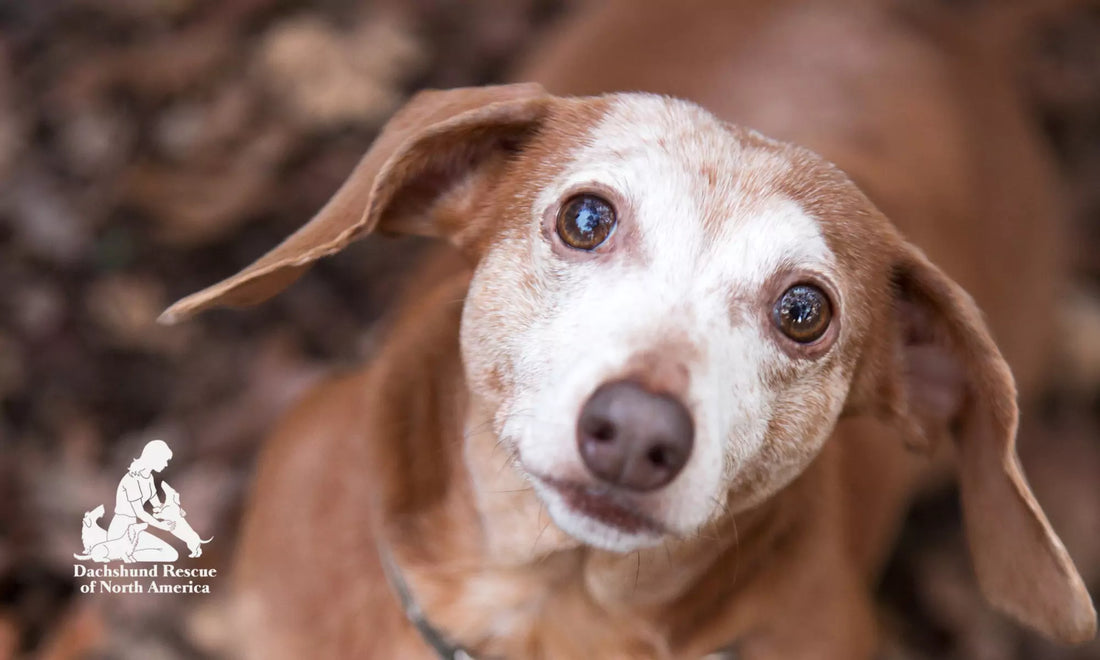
[0,0,1098,658]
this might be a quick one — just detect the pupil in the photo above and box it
[783,288,821,328]
[791,299,815,324]
[774,284,830,343]
[573,199,603,235]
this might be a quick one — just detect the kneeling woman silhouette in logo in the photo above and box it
[106,439,179,562]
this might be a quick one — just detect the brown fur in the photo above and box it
[163,1,1097,657]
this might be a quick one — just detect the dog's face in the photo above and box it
[83,504,105,527]
[160,483,185,518]
[462,96,875,550]
[127,523,148,541]
[163,84,1094,642]
[162,483,181,506]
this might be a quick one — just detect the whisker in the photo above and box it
[729,515,741,588]
[463,419,496,439]
[709,493,732,518]
[488,487,534,494]
[687,522,723,543]
[495,451,518,477]
[496,410,575,430]
[531,508,552,556]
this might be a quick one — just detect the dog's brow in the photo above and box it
[554,97,836,290]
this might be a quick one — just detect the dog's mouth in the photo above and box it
[534,475,665,536]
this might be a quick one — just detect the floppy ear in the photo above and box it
[159,83,551,323]
[882,245,1096,643]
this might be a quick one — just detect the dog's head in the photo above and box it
[161,482,182,506]
[162,84,1095,642]
[83,504,105,527]
[160,482,185,517]
[127,523,149,541]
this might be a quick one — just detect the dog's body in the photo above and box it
[164,1,1095,658]
[74,522,147,564]
[516,0,1072,606]
[157,482,211,557]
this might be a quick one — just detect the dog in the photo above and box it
[161,1,1097,657]
[156,482,212,558]
[79,504,107,554]
[74,523,148,564]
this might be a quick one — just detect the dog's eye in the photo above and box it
[773,284,832,343]
[556,194,616,250]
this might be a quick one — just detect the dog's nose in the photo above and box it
[577,380,694,491]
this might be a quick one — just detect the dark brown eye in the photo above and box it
[556,194,616,250]
[773,284,832,343]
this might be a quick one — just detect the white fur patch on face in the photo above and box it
[530,479,664,553]
[462,94,850,552]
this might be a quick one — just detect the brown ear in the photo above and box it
[158,83,551,323]
[886,246,1096,643]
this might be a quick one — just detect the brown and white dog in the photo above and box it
[162,1,1096,657]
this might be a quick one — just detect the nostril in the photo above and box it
[591,421,616,442]
[646,445,670,468]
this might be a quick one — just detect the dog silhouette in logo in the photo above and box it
[157,482,212,557]
[73,523,148,563]
[79,504,107,554]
